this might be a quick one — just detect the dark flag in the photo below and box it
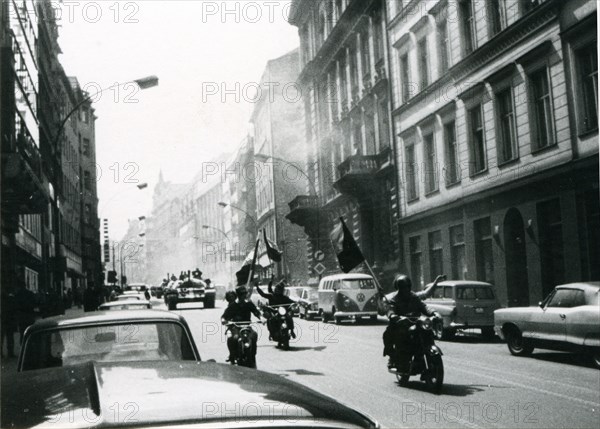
[235,239,260,286]
[330,217,365,273]
[263,229,282,262]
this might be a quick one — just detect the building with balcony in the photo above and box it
[251,49,309,283]
[1,0,51,298]
[288,0,399,286]
[388,0,598,304]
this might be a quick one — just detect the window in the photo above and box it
[81,108,89,124]
[460,0,476,55]
[409,236,424,289]
[429,230,443,280]
[372,10,384,63]
[82,138,90,156]
[474,217,494,283]
[349,45,359,100]
[577,42,598,132]
[418,37,429,88]
[377,97,390,149]
[443,121,460,184]
[538,199,564,297]
[437,19,450,74]
[405,143,418,200]
[489,0,506,36]
[400,53,411,103]
[84,171,91,191]
[84,204,91,224]
[530,67,554,149]
[450,225,467,279]
[339,55,348,106]
[496,88,517,163]
[547,289,585,308]
[360,28,370,77]
[423,132,438,194]
[520,0,541,16]
[468,104,486,174]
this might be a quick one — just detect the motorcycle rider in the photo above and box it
[221,287,262,363]
[382,274,440,373]
[255,278,296,339]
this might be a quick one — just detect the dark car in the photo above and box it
[164,278,216,310]
[98,300,152,311]
[18,310,200,371]
[297,287,320,320]
[1,361,379,428]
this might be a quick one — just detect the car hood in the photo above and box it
[2,361,377,428]
[494,306,541,316]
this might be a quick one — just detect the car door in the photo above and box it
[562,289,588,345]
[528,289,577,343]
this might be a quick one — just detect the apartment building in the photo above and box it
[289,0,400,286]
[387,0,598,304]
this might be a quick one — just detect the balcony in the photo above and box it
[333,149,394,198]
[286,195,320,237]
[1,133,48,213]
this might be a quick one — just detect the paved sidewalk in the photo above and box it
[1,306,86,377]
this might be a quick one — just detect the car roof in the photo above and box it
[320,273,373,281]
[24,310,185,332]
[2,361,378,428]
[555,282,600,292]
[427,280,494,287]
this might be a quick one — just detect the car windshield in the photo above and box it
[307,289,318,300]
[116,295,140,301]
[340,279,375,290]
[21,322,196,371]
[456,286,495,300]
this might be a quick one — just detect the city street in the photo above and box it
[167,301,600,429]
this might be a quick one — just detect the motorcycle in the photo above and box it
[261,304,296,350]
[223,320,260,368]
[388,314,444,393]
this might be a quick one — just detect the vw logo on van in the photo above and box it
[356,293,365,302]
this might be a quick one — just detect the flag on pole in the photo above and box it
[330,217,365,273]
[235,239,260,286]
[263,229,282,262]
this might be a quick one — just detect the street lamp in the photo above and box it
[217,201,258,233]
[202,224,229,240]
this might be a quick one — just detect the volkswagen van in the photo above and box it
[318,273,379,324]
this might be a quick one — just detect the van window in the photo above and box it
[432,287,444,299]
[340,279,375,290]
[444,287,453,299]
[457,286,495,300]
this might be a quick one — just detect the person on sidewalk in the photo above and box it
[15,281,36,344]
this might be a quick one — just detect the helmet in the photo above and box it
[393,274,412,291]
[235,286,248,297]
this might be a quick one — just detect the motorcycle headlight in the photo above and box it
[226,330,233,338]
[244,342,251,348]
[421,318,432,330]
[241,330,249,338]
[281,323,287,329]
[278,307,286,316]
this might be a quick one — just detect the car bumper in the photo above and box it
[334,311,378,318]
[448,322,494,330]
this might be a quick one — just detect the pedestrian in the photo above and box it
[1,287,17,358]
[83,285,97,312]
[14,281,36,344]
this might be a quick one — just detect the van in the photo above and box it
[318,274,379,324]
[423,280,500,340]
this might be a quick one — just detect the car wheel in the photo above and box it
[204,295,215,309]
[370,315,378,322]
[481,327,495,340]
[321,310,330,323]
[506,329,534,356]
[167,300,177,311]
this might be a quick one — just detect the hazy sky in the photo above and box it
[57,0,299,239]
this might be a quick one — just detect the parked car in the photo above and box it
[285,286,305,316]
[124,283,148,293]
[387,280,500,340]
[2,361,379,428]
[164,278,215,310]
[18,310,200,371]
[318,274,379,324]
[494,282,600,368]
[98,300,152,311]
[115,293,146,302]
[297,287,320,320]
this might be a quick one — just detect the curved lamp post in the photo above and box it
[217,201,258,233]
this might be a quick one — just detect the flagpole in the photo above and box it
[246,238,261,294]
[262,229,273,278]
[363,258,388,303]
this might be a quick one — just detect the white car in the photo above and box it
[494,282,600,368]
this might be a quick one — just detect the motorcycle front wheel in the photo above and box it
[425,355,444,394]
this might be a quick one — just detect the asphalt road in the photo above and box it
[168,300,600,429]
